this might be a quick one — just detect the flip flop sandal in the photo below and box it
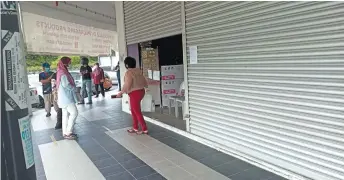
[136,130,148,135]
[127,129,138,133]
[63,134,77,140]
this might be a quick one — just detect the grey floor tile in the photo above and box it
[173,143,197,154]
[82,146,106,155]
[102,143,125,152]
[229,167,275,180]
[89,152,112,162]
[188,142,219,154]
[37,176,47,180]
[99,164,126,177]
[35,167,45,177]
[183,149,214,160]
[213,159,254,177]
[138,173,166,180]
[105,171,135,180]
[173,137,194,147]
[161,166,194,180]
[159,137,180,147]
[266,174,288,180]
[150,132,172,140]
[108,146,130,156]
[112,152,138,163]
[198,152,236,168]
[94,157,119,169]
[128,165,157,179]
[35,161,43,169]
[121,158,146,170]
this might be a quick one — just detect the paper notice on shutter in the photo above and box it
[189,46,198,64]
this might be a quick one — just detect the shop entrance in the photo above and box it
[128,34,186,131]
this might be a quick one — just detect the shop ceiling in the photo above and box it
[19,1,117,31]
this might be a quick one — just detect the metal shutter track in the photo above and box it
[185,2,344,180]
[124,2,181,45]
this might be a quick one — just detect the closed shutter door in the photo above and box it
[123,2,181,45]
[185,2,344,180]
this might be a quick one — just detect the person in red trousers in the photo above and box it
[116,57,148,134]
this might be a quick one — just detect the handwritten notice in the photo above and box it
[189,46,198,64]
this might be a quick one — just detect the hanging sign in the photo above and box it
[21,11,118,56]
[18,116,35,169]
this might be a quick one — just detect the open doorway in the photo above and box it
[129,34,186,131]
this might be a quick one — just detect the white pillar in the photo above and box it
[181,2,190,131]
[114,2,129,112]
[18,2,32,117]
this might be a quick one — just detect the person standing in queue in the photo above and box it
[51,79,62,130]
[116,57,148,134]
[92,63,105,98]
[79,57,93,104]
[56,57,79,140]
[39,63,56,117]
[114,61,121,91]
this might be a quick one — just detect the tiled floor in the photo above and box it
[31,97,287,180]
[143,107,186,131]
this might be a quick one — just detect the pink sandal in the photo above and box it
[127,129,138,133]
[136,130,148,135]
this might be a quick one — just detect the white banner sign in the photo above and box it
[21,12,118,56]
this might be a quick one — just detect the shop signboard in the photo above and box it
[21,12,118,56]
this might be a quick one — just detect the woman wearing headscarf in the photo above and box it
[92,63,105,98]
[116,57,148,134]
[56,57,79,140]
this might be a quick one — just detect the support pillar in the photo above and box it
[1,1,36,180]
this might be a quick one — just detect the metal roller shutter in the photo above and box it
[123,1,182,45]
[185,2,344,180]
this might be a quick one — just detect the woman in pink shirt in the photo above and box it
[116,57,148,134]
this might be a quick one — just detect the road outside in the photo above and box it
[29,73,120,111]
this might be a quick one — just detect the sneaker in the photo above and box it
[95,95,99,98]
[86,102,92,104]
[78,102,85,105]
[46,113,51,117]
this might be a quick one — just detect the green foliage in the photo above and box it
[26,54,97,73]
